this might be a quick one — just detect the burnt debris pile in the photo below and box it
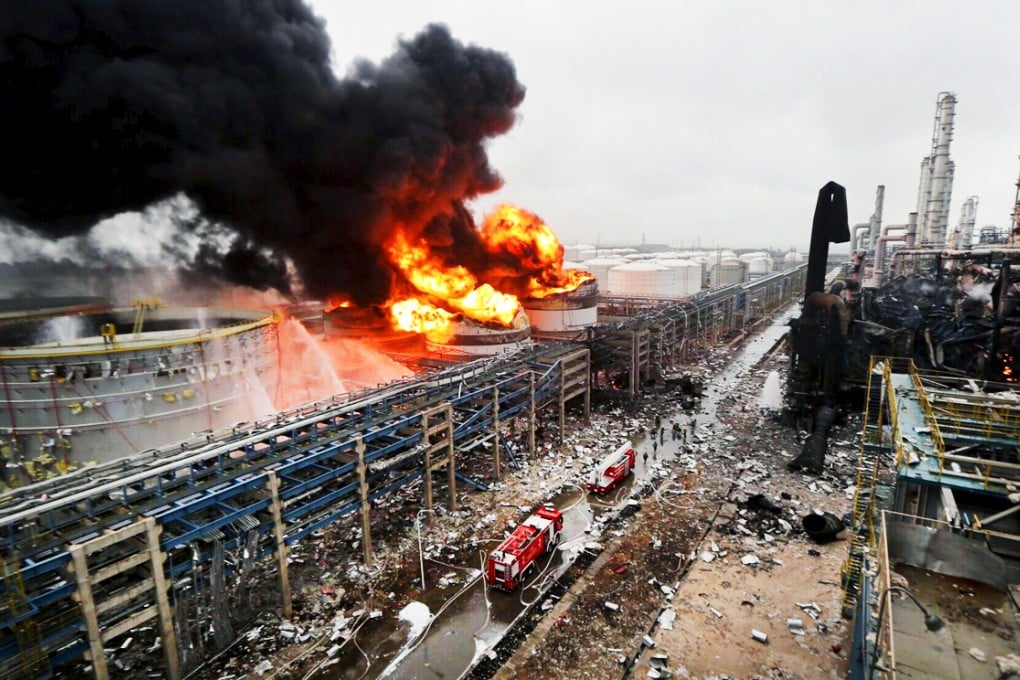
[854,262,1020,379]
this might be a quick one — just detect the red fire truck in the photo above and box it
[485,504,563,591]
[586,443,636,494]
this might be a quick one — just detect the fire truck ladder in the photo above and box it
[840,356,890,618]
[1,554,48,679]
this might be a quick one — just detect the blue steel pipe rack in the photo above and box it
[0,343,581,677]
[0,263,809,678]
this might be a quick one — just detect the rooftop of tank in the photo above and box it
[0,305,276,354]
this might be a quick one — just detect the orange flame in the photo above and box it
[386,231,521,326]
[388,297,456,341]
[368,205,592,338]
[480,204,594,298]
[325,296,352,312]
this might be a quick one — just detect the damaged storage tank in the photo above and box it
[425,308,532,356]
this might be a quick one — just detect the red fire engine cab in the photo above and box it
[485,504,563,591]
[586,443,636,494]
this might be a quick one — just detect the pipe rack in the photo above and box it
[0,344,589,678]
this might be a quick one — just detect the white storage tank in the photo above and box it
[740,253,773,278]
[655,259,703,297]
[782,249,804,269]
[583,257,627,293]
[674,260,703,295]
[563,245,583,262]
[522,278,598,335]
[608,262,674,296]
[709,259,748,287]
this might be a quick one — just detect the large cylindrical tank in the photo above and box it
[674,260,703,296]
[425,309,531,356]
[740,253,773,278]
[324,305,423,352]
[709,260,748,287]
[582,257,627,294]
[607,262,674,296]
[0,305,280,472]
[782,250,804,270]
[523,278,598,335]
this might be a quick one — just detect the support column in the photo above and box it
[446,412,457,511]
[266,472,292,620]
[356,437,373,565]
[421,411,433,511]
[583,358,591,425]
[492,387,501,479]
[528,372,536,460]
[144,518,181,680]
[558,365,566,445]
[69,546,108,680]
[630,331,638,396]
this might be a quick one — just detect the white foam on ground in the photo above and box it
[379,601,431,677]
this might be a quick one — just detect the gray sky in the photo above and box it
[311,0,1019,250]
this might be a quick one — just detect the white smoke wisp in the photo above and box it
[967,280,995,304]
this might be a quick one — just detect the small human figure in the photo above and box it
[652,439,658,455]
[659,428,664,444]
[643,451,649,465]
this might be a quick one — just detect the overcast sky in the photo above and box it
[310,0,1019,250]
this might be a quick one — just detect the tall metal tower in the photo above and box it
[1011,157,1020,245]
[916,92,957,246]
[951,196,979,250]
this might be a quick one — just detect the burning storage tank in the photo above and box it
[709,259,749,287]
[0,302,280,477]
[608,262,674,296]
[522,277,599,336]
[324,305,424,353]
[425,308,532,356]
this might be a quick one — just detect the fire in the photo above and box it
[388,297,456,341]
[365,204,594,338]
[386,230,521,326]
[325,296,352,312]
[480,205,594,298]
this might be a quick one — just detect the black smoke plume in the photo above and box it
[0,2,525,301]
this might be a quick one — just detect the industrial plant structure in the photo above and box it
[0,259,808,679]
[783,91,1020,678]
[2,85,1019,680]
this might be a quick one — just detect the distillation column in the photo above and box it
[950,196,979,250]
[1010,160,1020,245]
[918,92,957,246]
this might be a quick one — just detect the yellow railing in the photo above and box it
[907,360,946,478]
[883,360,907,470]
[906,361,1020,488]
